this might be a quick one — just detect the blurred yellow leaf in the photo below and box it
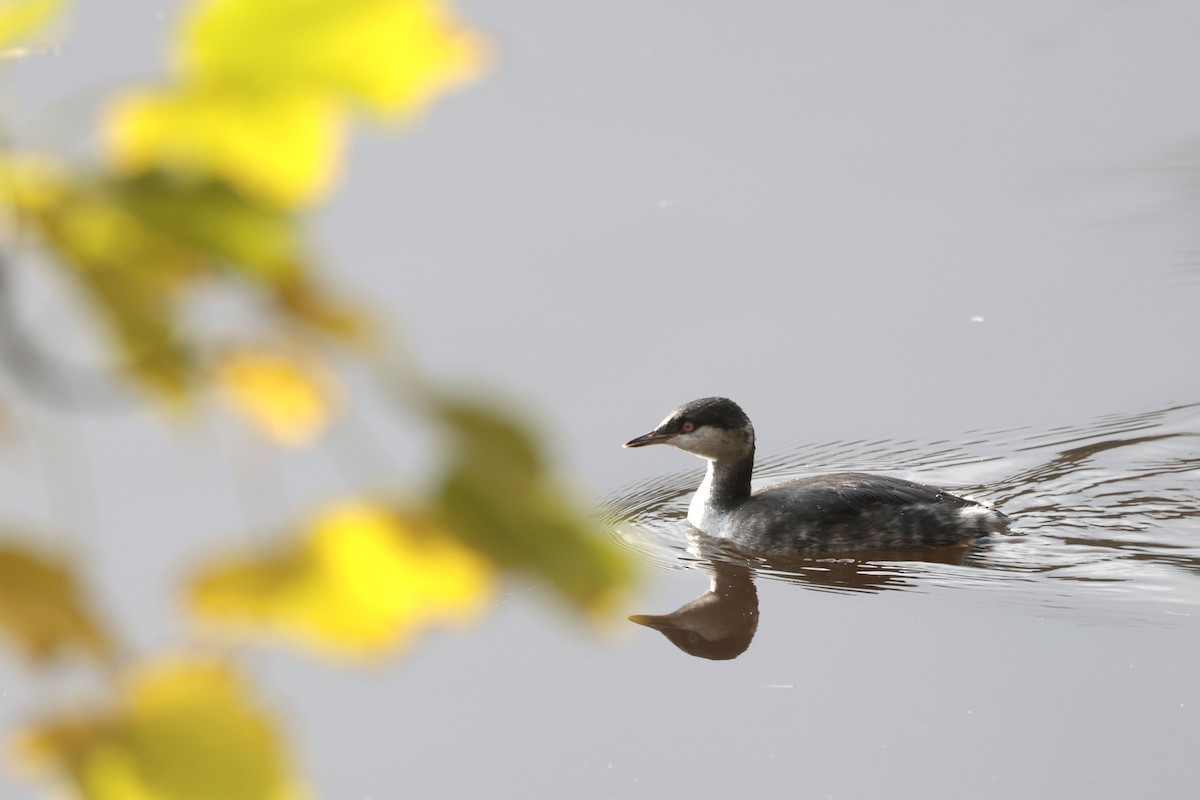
[216,348,340,447]
[182,0,487,115]
[104,0,487,207]
[435,399,635,615]
[106,87,343,207]
[189,501,494,657]
[0,539,110,663]
[16,658,306,800]
[0,0,62,51]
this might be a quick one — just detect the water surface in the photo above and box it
[2,2,1200,799]
[609,400,1200,648]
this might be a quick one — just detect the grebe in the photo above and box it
[624,397,1007,556]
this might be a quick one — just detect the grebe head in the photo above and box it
[623,397,754,463]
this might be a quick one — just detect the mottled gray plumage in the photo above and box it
[625,397,1008,557]
[712,471,1004,555]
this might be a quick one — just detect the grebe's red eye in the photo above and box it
[681,421,695,433]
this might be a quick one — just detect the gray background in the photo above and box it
[2,1,1199,798]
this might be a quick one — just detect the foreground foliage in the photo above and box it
[0,1,634,796]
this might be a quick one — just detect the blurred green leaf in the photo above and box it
[0,159,197,398]
[0,538,111,663]
[113,173,305,284]
[274,275,371,343]
[434,399,634,614]
[0,158,366,400]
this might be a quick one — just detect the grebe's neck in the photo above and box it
[687,447,755,530]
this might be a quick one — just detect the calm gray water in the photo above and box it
[3,1,1200,798]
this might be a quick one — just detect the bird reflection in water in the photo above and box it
[622,397,1006,658]
[628,537,759,661]
[619,399,1200,650]
[629,528,991,660]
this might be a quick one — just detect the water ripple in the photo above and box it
[602,401,1200,622]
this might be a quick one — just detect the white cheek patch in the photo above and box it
[670,426,738,460]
